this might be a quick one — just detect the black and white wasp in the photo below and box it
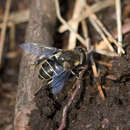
[20,43,89,94]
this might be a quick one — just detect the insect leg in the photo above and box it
[71,70,84,80]
[71,70,80,79]
[79,53,84,65]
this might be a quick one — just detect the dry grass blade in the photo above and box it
[55,0,88,49]
[0,0,11,66]
[59,0,115,33]
[81,20,91,50]
[116,0,123,54]
[68,0,86,49]
[81,20,88,39]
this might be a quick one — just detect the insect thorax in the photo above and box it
[57,49,84,69]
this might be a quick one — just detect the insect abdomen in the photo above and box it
[38,59,57,80]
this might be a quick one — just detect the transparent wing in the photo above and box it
[51,70,71,94]
[20,42,62,58]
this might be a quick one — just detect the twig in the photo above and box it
[90,56,105,100]
[68,0,86,49]
[81,20,91,50]
[58,65,88,130]
[86,37,105,100]
[81,20,88,39]
[59,0,115,33]
[116,0,122,54]
[0,0,11,66]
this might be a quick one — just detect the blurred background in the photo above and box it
[0,0,31,129]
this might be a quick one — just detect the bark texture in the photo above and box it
[14,0,56,129]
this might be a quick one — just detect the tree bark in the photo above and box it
[14,0,56,129]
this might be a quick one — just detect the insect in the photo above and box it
[20,43,89,94]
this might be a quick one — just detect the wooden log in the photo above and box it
[14,0,56,129]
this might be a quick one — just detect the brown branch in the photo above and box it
[58,65,88,130]
[14,0,56,129]
[90,56,105,100]
[0,0,11,66]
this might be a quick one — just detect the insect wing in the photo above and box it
[51,70,71,94]
[20,43,62,58]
